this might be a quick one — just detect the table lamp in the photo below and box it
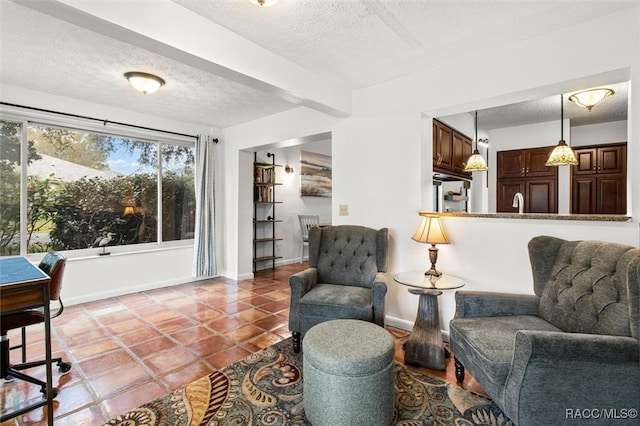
[412,215,450,277]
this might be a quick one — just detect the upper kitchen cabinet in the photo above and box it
[497,146,556,179]
[571,143,627,214]
[573,144,626,175]
[433,119,472,179]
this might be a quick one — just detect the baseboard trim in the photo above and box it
[64,275,201,306]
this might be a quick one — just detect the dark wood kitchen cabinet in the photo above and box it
[497,146,558,213]
[571,143,626,214]
[433,119,472,179]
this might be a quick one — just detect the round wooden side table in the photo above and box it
[393,271,465,370]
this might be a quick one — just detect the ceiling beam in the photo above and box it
[14,0,351,118]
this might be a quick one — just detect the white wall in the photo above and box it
[426,217,639,335]
[571,120,627,146]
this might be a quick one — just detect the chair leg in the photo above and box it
[13,357,72,375]
[454,356,465,383]
[21,327,26,363]
[300,241,304,263]
[6,368,59,398]
[292,331,301,353]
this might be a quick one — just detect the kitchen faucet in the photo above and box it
[512,192,524,214]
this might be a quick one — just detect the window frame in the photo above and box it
[1,109,196,260]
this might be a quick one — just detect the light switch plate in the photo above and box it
[339,204,349,216]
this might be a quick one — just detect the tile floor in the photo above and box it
[1,262,483,425]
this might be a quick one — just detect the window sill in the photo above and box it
[27,240,194,263]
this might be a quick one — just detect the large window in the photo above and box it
[0,119,195,256]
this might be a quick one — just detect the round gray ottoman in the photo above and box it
[303,319,395,426]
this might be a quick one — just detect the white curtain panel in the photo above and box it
[193,135,216,277]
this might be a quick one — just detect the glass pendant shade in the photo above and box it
[545,140,578,166]
[124,72,165,94]
[464,149,488,171]
[568,88,614,111]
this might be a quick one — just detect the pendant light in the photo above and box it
[463,111,488,172]
[545,94,578,166]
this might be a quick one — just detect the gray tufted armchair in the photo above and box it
[449,236,639,426]
[288,225,389,353]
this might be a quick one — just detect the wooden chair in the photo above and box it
[1,252,72,398]
[298,214,320,263]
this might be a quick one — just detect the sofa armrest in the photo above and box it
[289,268,318,298]
[288,268,318,333]
[504,330,640,424]
[372,272,388,326]
[514,330,639,363]
[454,291,539,318]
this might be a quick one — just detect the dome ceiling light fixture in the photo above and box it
[248,0,280,6]
[124,72,165,94]
[567,87,615,111]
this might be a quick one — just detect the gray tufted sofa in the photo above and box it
[288,225,388,353]
[449,235,639,426]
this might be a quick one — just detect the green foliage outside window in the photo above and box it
[0,120,195,255]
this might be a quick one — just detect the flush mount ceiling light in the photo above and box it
[568,87,614,111]
[546,94,578,167]
[248,0,280,6]
[463,111,488,172]
[124,72,165,94]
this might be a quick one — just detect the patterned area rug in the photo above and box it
[104,338,512,425]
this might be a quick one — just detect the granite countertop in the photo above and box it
[420,212,632,222]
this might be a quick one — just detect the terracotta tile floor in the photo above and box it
[1,262,484,425]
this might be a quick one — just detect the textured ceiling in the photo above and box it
[0,1,296,128]
[0,0,635,129]
[174,0,636,90]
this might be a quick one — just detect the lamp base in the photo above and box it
[424,268,442,277]
[425,244,442,277]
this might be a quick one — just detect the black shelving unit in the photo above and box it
[253,152,283,272]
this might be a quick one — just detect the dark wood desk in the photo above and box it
[0,257,54,424]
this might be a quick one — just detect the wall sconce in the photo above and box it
[124,72,165,94]
[123,206,135,215]
[285,164,294,174]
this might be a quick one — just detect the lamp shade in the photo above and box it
[124,72,165,94]
[568,88,614,111]
[464,149,488,172]
[412,216,450,245]
[545,140,578,166]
